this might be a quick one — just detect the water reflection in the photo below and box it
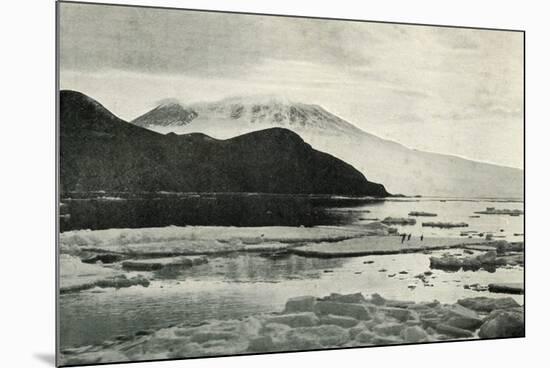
[59,194,524,351]
[60,194,523,242]
[60,192,379,231]
[60,251,523,349]
[153,254,346,281]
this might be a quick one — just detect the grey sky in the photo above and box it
[59,2,524,168]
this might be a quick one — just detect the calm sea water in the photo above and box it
[340,197,524,241]
[59,195,524,350]
[60,192,384,231]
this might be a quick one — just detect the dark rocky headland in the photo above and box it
[60,90,388,197]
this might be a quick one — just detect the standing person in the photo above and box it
[407,233,411,241]
[420,234,424,241]
[401,233,406,243]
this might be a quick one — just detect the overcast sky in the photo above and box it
[59,2,524,168]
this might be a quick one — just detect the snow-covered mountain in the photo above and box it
[133,95,363,137]
[132,102,198,127]
[131,95,524,198]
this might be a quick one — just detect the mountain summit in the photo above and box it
[132,102,198,128]
[131,95,524,198]
[131,95,362,137]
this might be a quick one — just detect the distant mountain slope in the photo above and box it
[132,102,198,128]
[131,95,523,198]
[60,91,388,197]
